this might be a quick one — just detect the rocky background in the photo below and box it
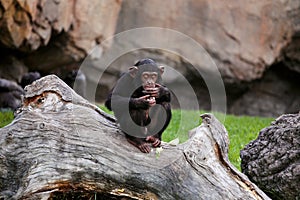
[0,0,299,117]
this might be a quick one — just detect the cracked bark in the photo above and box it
[241,113,300,200]
[0,75,270,199]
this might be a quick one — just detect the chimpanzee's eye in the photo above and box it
[143,74,149,79]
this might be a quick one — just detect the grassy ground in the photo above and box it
[0,111,14,128]
[0,108,273,171]
[223,115,274,170]
[160,109,274,170]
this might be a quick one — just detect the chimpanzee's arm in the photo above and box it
[111,94,150,111]
[105,74,135,111]
[105,81,151,112]
[104,92,113,110]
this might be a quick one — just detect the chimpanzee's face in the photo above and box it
[129,63,164,89]
[141,72,158,89]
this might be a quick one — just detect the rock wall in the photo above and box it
[230,63,300,117]
[0,0,122,75]
[106,0,299,117]
[0,0,299,117]
[116,0,294,82]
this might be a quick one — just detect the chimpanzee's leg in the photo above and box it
[118,113,151,153]
[146,102,172,147]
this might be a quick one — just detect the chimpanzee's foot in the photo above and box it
[146,136,161,147]
[138,143,151,153]
[127,137,151,153]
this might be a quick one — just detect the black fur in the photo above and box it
[105,59,171,153]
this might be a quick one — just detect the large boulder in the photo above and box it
[91,0,299,117]
[116,0,296,82]
[0,0,122,108]
[0,0,122,72]
[282,0,300,74]
[241,113,300,200]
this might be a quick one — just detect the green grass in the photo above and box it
[0,108,273,171]
[163,109,201,143]
[160,110,273,171]
[0,111,14,128]
[224,115,273,170]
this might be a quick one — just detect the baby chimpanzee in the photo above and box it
[105,58,171,153]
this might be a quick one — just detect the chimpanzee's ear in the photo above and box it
[159,66,165,75]
[128,66,139,78]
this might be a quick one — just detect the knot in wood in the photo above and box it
[39,122,45,129]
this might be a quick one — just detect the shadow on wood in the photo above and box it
[0,75,270,199]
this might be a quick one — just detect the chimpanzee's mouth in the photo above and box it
[143,86,158,95]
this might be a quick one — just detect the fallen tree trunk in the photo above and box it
[0,75,270,200]
[241,113,300,200]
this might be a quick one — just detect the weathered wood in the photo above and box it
[0,75,270,199]
[241,113,300,200]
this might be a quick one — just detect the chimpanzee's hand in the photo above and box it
[147,96,156,107]
[155,83,170,100]
[143,87,159,98]
[131,95,156,109]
